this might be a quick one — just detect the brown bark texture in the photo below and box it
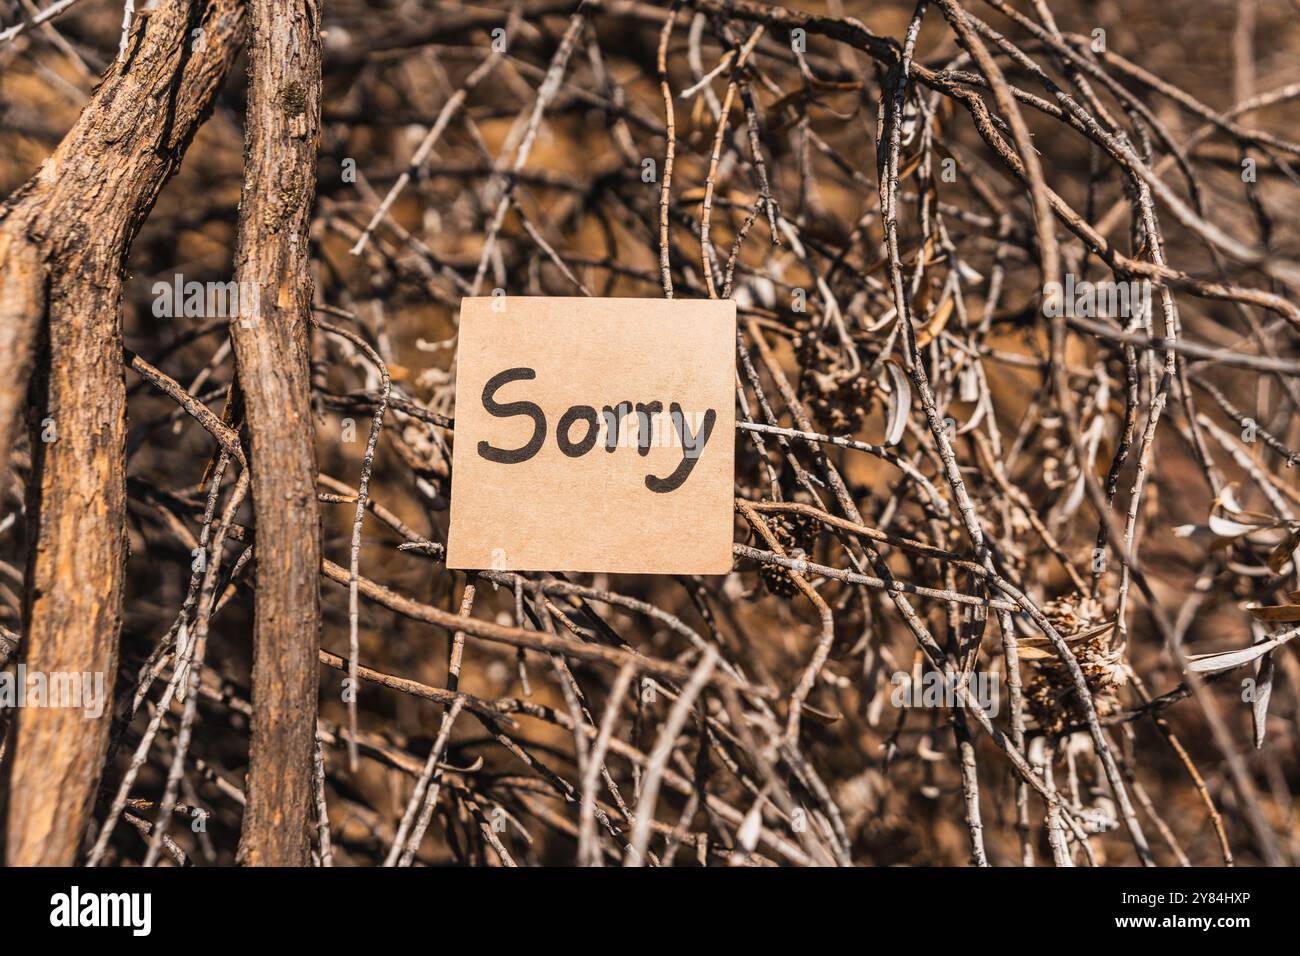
[0,0,245,865]
[230,0,325,867]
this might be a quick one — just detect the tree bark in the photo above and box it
[0,0,245,865]
[231,0,324,866]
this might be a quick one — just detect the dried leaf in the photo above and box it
[914,295,953,349]
[1267,527,1300,574]
[801,702,843,725]
[1173,524,1240,550]
[1208,511,1266,538]
[1251,651,1274,750]
[881,360,911,447]
[1246,603,1300,623]
[1015,620,1115,661]
[955,394,987,435]
[1186,641,1278,674]
[1208,486,1279,538]
[737,799,765,852]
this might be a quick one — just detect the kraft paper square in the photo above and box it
[446,296,736,574]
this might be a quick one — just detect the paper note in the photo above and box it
[446,296,736,574]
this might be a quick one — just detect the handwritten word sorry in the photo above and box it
[476,367,717,493]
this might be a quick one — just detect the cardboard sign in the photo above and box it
[446,297,736,574]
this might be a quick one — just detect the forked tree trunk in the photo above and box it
[0,0,246,865]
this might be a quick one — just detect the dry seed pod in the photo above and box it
[758,513,819,596]
[1022,593,1127,737]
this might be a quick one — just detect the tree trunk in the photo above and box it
[231,0,324,867]
[0,0,245,865]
